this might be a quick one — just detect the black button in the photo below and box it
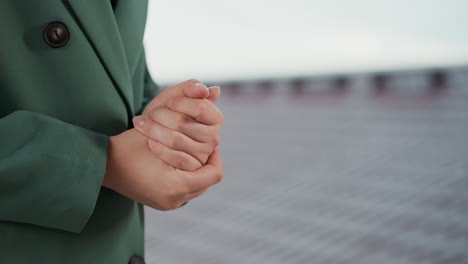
[129,255,145,264]
[43,21,70,48]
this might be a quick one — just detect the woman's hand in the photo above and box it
[102,129,223,210]
[133,80,224,171]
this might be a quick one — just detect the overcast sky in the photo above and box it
[144,0,468,84]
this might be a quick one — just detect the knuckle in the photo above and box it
[168,97,181,109]
[194,101,208,120]
[175,155,191,170]
[149,108,160,121]
[168,132,183,148]
[211,134,221,146]
[215,170,224,184]
[174,114,187,130]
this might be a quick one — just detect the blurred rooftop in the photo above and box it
[145,66,468,264]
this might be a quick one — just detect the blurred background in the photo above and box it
[143,1,468,263]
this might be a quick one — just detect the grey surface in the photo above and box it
[145,68,468,264]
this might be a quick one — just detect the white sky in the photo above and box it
[144,0,468,84]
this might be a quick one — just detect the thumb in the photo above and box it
[143,79,210,115]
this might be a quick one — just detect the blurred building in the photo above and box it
[211,66,464,100]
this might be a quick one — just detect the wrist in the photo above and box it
[102,135,118,189]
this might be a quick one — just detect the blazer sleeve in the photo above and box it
[0,110,108,233]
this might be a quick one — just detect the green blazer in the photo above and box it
[0,0,157,263]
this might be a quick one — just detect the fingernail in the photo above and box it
[208,85,221,94]
[133,115,145,127]
[194,82,208,90]
[208,86,220,95]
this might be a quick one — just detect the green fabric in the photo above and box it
[0,0,159,263]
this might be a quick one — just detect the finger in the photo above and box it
[149,107,217,144]
[207,86,221,103]
[142,79,210,115]
[133,115,211,164]
[168,97,224,125]
[184,187,209,201]
[148,139,202,171]
[159,79,210,104]
[181,147,223,192]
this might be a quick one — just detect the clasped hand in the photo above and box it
[102,79,224,211]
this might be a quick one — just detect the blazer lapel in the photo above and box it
[65,0,134,116]
[113,0,148,76]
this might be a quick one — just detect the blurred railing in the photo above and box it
[147,65,468,264]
